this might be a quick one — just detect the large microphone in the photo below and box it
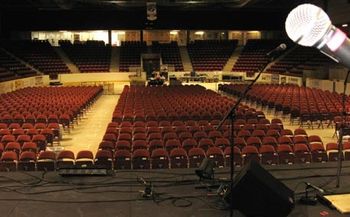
[266,43,287,57]
[285,3,350,69]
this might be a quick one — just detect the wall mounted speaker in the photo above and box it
[224,161,295,217]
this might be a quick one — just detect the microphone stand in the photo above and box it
[336,69,350,188]
[217,57,274,217]
[299,183,318,205]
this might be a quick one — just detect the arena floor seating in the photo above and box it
[219,83,344,129]
[0,86,103,171]
[85,85,333,170]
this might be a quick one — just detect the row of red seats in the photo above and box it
[219,83,346,126]
[0,123,59,144]
[112,85,264,122]
[1,140,347,172]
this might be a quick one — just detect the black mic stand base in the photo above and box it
[298,196,317,206]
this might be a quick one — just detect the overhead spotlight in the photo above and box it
[195,31,205,35]
[342,24,348,27]
[195,158,215,180]
[170,30,179,35]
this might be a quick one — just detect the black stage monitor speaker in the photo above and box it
[224,161,295,217]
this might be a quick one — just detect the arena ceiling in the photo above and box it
[1,0,319,11]
[0,0,326,31]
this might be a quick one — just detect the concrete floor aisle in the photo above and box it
[56,94,119,155]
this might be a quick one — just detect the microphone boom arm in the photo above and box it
[217,54,278,217]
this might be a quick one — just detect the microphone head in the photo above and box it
[279,43,287,50]
[285,4,331,47]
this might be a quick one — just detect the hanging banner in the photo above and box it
[146,2,157,21]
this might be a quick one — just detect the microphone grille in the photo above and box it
[285,4,331,47]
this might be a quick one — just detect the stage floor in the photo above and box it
[1,162,350,217]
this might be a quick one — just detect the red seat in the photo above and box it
[12,129,25,138]
[37,151,56,171]
[310,143,328,163]
[262,136,278,148]
[278,136,293,146]
[260,145,278,165]
[103,133,117,143]
[94,150,113,169]
[118,133,132,142]
[251,129,266,140]
[188,147,206,168]
[18,151,36,171]
[151,148,169,169]
[237,130,251,141]
[325,142,341,161]
[233,137,246,150]
[165,139,181,153]
[133,133,147,141]
[149,139,164,154]
[132,149,150,169]
[206,146,224,168]
[193,131,208,142]
[214,137,230,150]
[148,132,162,142]
[0,151,18,171]
[344,142,350,161]
[57,150,75,168]
[178,132,192,142]
[224,146,242,167]
[294,143,311,164]
[76,150,94,167]
[169,148,188,168]
[114,150,131,169]
[308,135,323,146]
[198,138,214,152]
[32,134,47,150]
[115,140,131,151]
[22,142,38,153]
[0,143,3,157]
[163,132,178,144]
[132,140,148,151]
[246,136,262,149]
[242,146,260,165]
[161,126,175,136]
[182,138,198,153]
[277,144,294,164]
[98,141,115,153]
[208,130,222,142]
[1,135,15,145]
[5,142,21,156]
